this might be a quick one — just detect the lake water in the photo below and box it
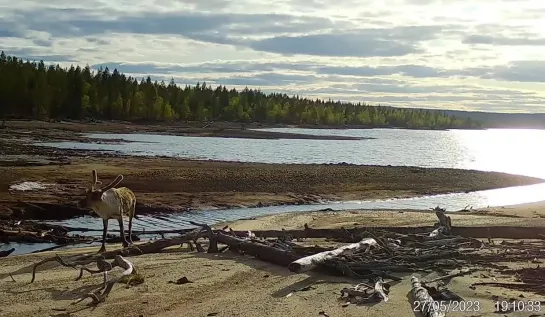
[3,128,544,255]
[39,128,545,179]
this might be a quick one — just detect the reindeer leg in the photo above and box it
[128,201,136,244]
[128,216,134,245]
[98,219,108,253]
[118,218,129,248]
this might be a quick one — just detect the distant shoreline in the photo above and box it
[2,119,489,136]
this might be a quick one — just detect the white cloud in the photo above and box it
[1,0,545,112]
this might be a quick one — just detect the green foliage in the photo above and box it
[0,52,482,129]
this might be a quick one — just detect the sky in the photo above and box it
[1,0,545,113]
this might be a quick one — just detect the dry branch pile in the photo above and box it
[21,210,545,311]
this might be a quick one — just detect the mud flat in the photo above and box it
[0,119,372,142]
[1,153,543,220]
[1,203,545,317]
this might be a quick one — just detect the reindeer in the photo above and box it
[77,169,137,253]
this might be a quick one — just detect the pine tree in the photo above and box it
[0,52,482,129]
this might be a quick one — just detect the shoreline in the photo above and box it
[1,201,544,316]
[1,153,542,220]
[1,119,375,142]
[2,118,487,135]
[0,119,544,220]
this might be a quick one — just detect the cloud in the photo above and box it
[463,34,545,46]
[1,0,545,112]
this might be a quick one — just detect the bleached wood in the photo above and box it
[71,255,136,305]
[411,276,445,317]
[288,238,377,273]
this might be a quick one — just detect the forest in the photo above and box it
[0,52,481,129]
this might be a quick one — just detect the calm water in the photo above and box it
[39,128,545,179]
[4,128,544,255]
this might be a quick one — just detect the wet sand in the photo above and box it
[1,155,543,219]
[1,202,544,317]
[0,119,369,142]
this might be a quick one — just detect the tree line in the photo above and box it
[0,52,481,129]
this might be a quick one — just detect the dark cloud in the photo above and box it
[15,9,331,40]
[248,33,418,57]
[463,34,545,46]
[213,73,318,86]
[2,48,75,62]
[88,59,545,83]
[315,64,452,77]
[0,30,17,37]
[8,8,447,57]
[487,61,545,82]
[33,39,53,47]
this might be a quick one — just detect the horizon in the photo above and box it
[1,0,544,114]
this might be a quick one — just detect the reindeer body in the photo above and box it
[78,170,137,253]
[91,187,136,220]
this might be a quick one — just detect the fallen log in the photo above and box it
[0,247,15,257]
[215,232,301,266]
[411,276,445,317]
[0,228,91,244]
[225,226,545,240]
[98,227,204,259]
[288,238,377,273]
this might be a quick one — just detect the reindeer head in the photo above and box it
[77,170,123,209]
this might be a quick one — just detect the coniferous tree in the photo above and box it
[0,52,482,129]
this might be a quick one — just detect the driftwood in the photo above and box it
[215,231,301,266]
[29,252,137,305]
[429,211,452,238]
[29,227,204,286]
[340,277,390,304]
[0,247,15,257]
[288,238,377,273]
[71,255,136,305]
[423,268,477,284]
[471,267,545,296]
[30,254,111,283]
[98,226,204,259]
[222,226,545,240]
[373,277,389,302]
[411,276,445,317]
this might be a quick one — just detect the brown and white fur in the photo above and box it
[77,170,137,253]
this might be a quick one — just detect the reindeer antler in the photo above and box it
[101,175,124,191]
[91,170,102,189]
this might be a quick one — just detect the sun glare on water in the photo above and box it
[453,129,545,180]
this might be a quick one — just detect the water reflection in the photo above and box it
[37,128,545,180]
[14,128,545,255]
[451,129,545,179]
[44,182,545,235]
[4,183,544,255]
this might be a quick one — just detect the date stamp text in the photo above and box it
[413,300,481,313]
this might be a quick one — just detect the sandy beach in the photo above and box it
[1,202,545,317]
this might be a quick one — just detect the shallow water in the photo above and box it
[4,182,545,255]
[5,128,543,255]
